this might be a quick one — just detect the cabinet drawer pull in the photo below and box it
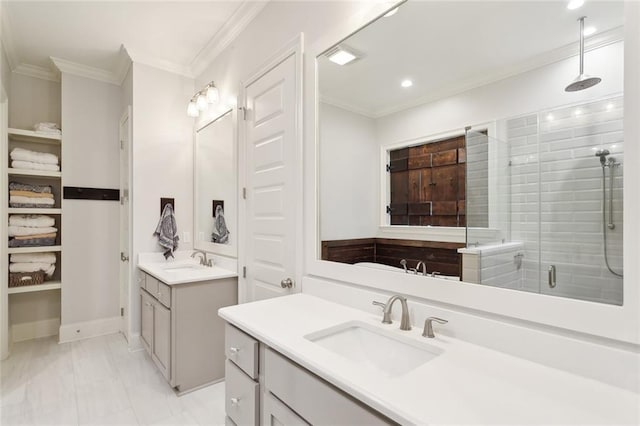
[229,346,240,354]
[230,397,240,406]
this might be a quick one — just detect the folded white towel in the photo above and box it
[10,253,56,264]
[9,262,55,277]
[9,196,55,206]
[8,225,57,237]
[33,122,61,131]
[10,148,59,166]
[11,160,60,172]
[9,215,55,228]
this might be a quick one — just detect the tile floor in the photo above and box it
[0,333,227,425]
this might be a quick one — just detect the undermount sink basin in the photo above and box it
[163,264,204,272]
[305,321,442,376]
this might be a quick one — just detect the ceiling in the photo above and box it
[1,1,266,82]
[318,1,625,118]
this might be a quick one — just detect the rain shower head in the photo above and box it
[565,17,602,92]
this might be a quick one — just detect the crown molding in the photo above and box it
[50,56,121,85]
[125,47,193,79]
[190,0,269,78]
[319,95,376,119]
[1,6,18,71]
[369,26,625,119]
[114,45,132,85]
[14,63,59,82]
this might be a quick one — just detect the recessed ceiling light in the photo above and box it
[546,113,554,121]
[401,79,413,88]
[606,103,614,111]
[326,46,358,66]
[384,7,398,17]
[583,26,597,36]
[574,109,582,116]
[567,0,584,10]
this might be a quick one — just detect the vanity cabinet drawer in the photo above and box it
[156,281,171,308]
[225,360,259,426]
[146,274,159,295]
[264,348,394,425]
[225,323,258,379]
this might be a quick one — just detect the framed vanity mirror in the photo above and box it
[194,109,237,257]
[317,1,626,306]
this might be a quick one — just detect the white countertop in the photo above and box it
[219,294,639,425]
[138,251,237,285]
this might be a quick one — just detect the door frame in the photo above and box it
[238,33,304,303]
[119,106,133,341]
[1,85,8,359]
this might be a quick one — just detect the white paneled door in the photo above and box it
[243,44,301,302]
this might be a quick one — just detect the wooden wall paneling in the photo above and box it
[321,239,376,264]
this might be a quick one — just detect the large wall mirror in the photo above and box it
[194,110,237,257]
[318,0,624,305]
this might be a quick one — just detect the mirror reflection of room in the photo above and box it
[318,1,624,305]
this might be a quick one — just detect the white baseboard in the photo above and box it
[126,332,144,352]
[12,318,60,342]
[59,316,121,343]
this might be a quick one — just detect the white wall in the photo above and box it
[319,102,378,241]
[9,73,61,130]
[60,73,121,325]
[1,44,10,97]
[131,62,194,335]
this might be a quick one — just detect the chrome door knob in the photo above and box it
[280,278,293,289]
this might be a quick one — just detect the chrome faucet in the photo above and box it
[191,249,213,267]
[416,261,427,276]
[400,259,408,273]
[423,317,448,338]
[372,295,411,330]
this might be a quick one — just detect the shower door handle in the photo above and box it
[548,265,556,288]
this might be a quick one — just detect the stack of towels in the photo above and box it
[10,147,60,172]
[33,122,62,136]
[8,215,57,247]
[9,252,56,279]
[9,181,55,208]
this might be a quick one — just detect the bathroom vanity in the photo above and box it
[219,294,639,425]
[138,254,237,393]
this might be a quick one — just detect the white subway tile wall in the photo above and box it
[499,96,624,304]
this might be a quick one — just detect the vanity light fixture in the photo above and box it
[401,79,413,88]
[187,81,221,117]
[326,46,358,66]
[567,0,584,10]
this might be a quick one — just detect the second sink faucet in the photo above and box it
[372,295,411,331]
[191,249,213,267]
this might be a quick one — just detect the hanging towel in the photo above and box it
[154,204,179,259]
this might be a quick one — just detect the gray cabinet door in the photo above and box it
[140,291,154,355]
[264,392,309,426]
[152,301,171,381]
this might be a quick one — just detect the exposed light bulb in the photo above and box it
[206,84,219,103]
[196,93,208,111]
[567,0,584,10]
[187,101,199,117]
[401,79,413,88]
